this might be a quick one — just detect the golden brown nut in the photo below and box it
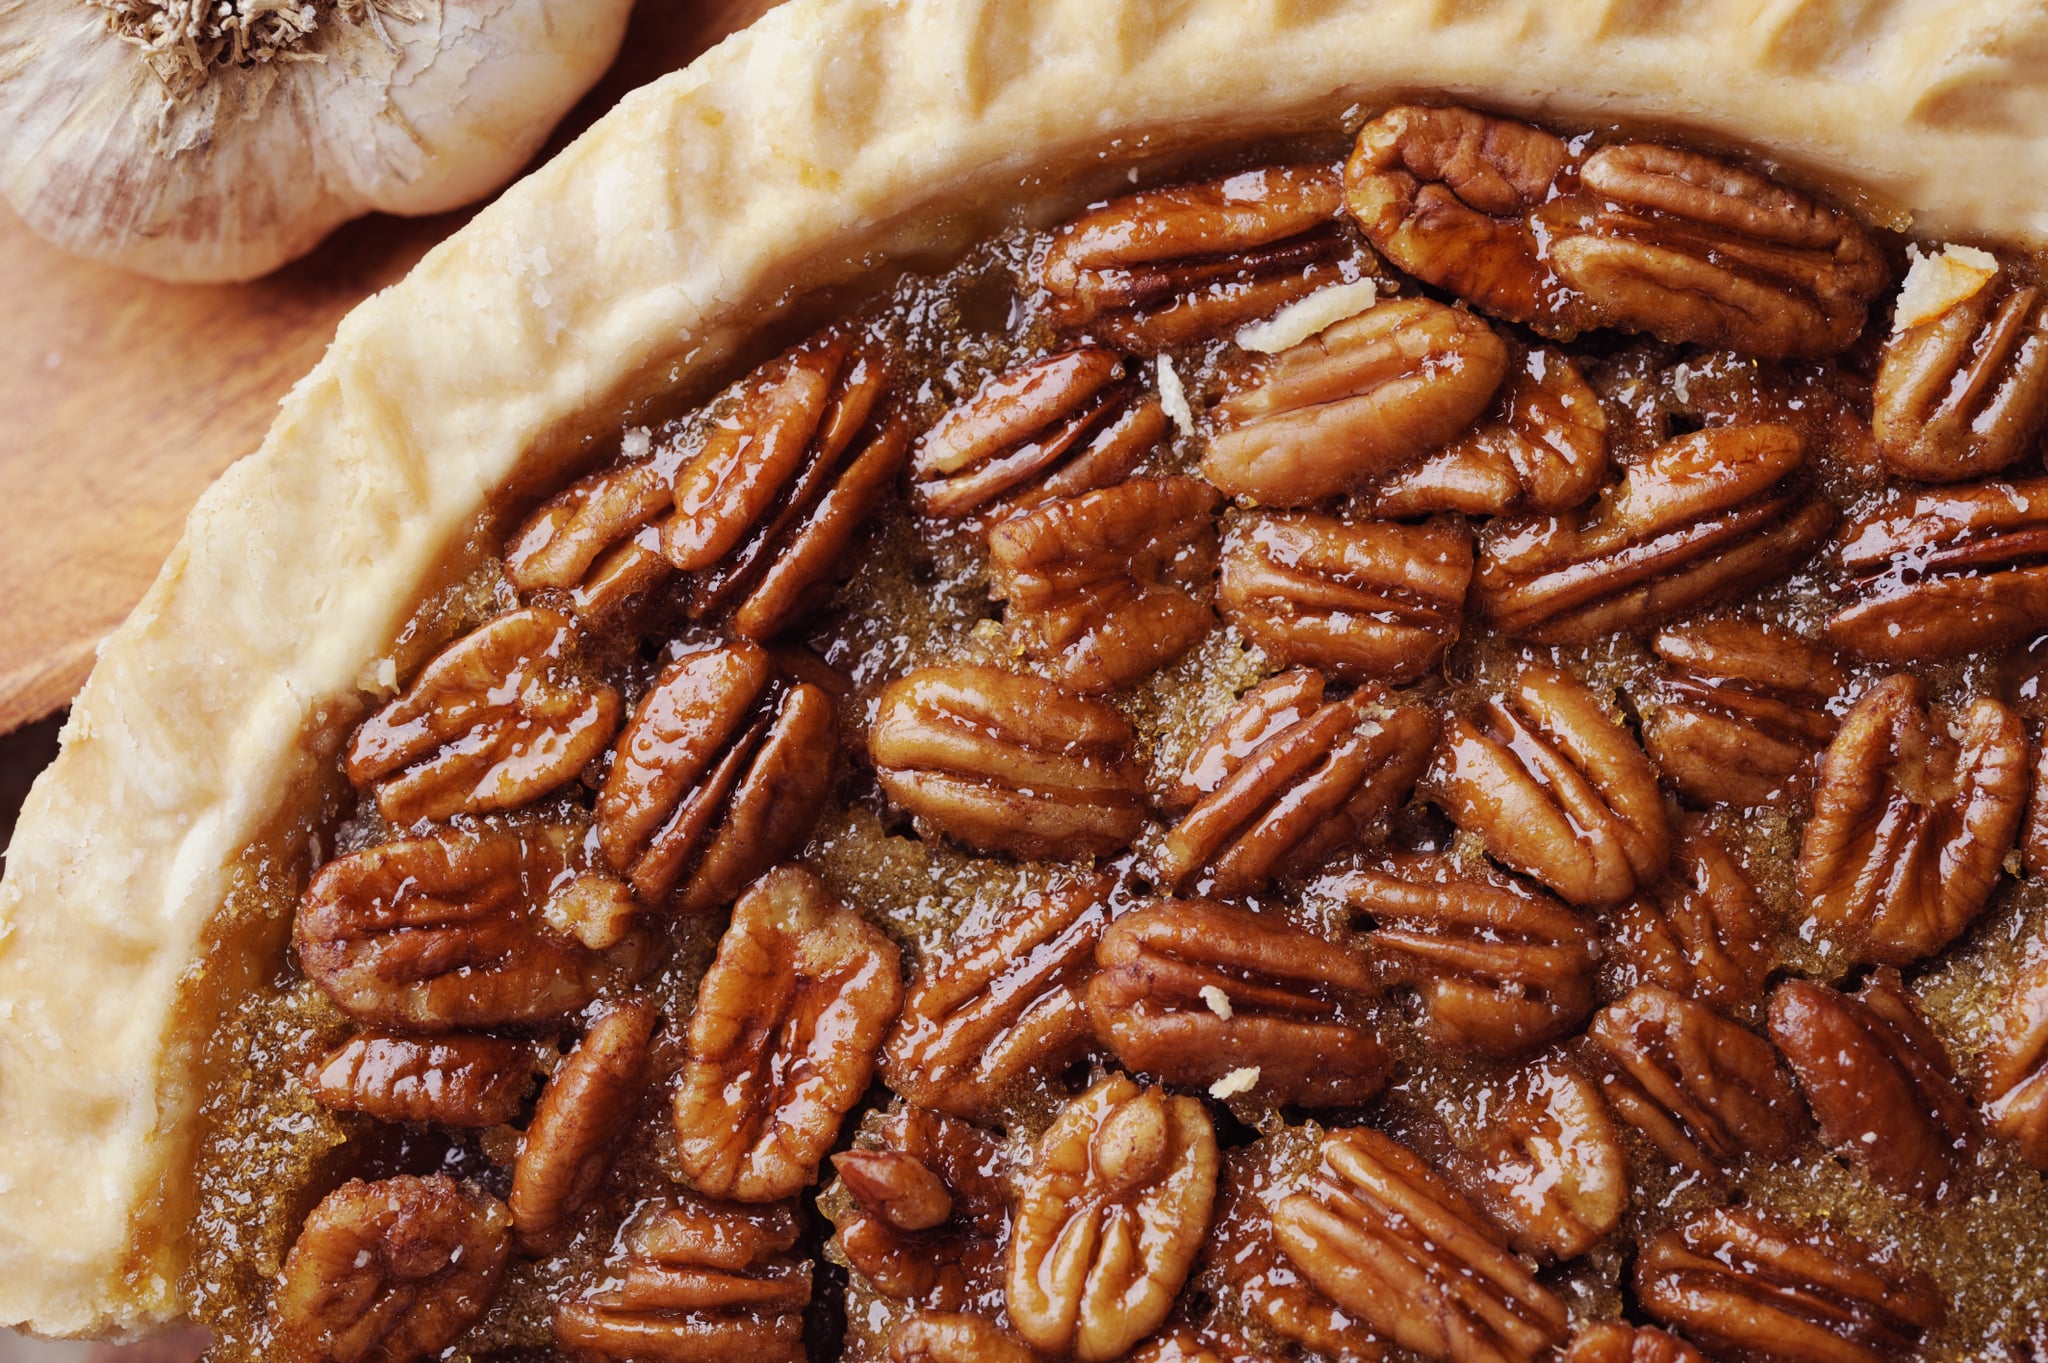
[1635,1206,1944,1363]
[1981,954,2048,1168]
[1427,661,1671,909]
[868,665,1147,860]
[595,642,835,915]
[505,456,676,625]
[305,1031,532,1128]
[273,1174,511,1363]
[510,998,658,1253]
[1563,1322,1708,1363]
[1085,898,1387,1107]
[1272,1126,1570,1363]
[1443,1059,1627,1263]
[1218,512,1472,682]
[1769,970,1977,1203]
[345,607,622,826]
[1604,817,1771,1010]
[989,475,1219,693]
[827,1105,1010,1308]
[672,867,903,1202]
[1798,675,2029,965]
[1875,268,2048,482]
[1350,856,1596,1058]
[1007,1075,1218,1361]
[888,1312,1045,1363]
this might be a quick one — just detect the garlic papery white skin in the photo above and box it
[0,0,634,282]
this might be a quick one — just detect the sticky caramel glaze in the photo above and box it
[181,118,2048,1363]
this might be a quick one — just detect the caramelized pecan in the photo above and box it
[1474,426,1834,643]
[868,665,1147,860]
[1444,1059,1627,1262]
[296,823,653,1030]
[510,998,657,1252]
[889,1313,1043,1363]
[1982,954,2048,1168]
[1875,268,2048,482]
[1563,1323,1708,1363]
[988,475,1219,693]
[1085,898,1388,1106]
[1204,298,1508,505]
[273,1174,510,1363]
[1350,855,1596,1057]
[1427,661,1672,908]
[1798,675,2029,964]
[1042,163,1351,352]
[1770,970,1977,1203]
[1007,1075,1218,1361]
[1604,818,1771,1009]
[672,867,903,1201]
[505,457,676,624]
[828,1105,1010,1308]
[1636,1206,1944,1363]
[595,642,835,915]
[1272,1127,1570,1363]
[1640,620,1845,808]
[345,607,622,826]
[1124,1325,1286,1363]
[305,1031,532,1128]
[1218,512,1472,682]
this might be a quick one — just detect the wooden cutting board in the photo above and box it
[0,0,784,736]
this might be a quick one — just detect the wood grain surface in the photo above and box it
[0,0,784,737]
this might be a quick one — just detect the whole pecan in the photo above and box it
[594,642,835,915]
[880,876,1109,1121]
[1798,675,2029,965]
[672,867,903,1202]
[868,665,1147,860]
[1640,620,1845,808]
[305,1031,533,1128]
[345,607,622,826]
[296,823,654,1030]
[1635,1206,1944,1363]
[1218,512,1472,682]
[889,1312,1044,1363]
[1579,985,1808,1183]
[1271,1126,1570,1363]
[510,998,658,1252]
[1084,897,1388,1107]
[1604,817,1771,1009]
[988,475,1219,693]
[1427,661,1671,909]
[1828,476,2048,661]
[553,1196,809,1363]
[828,1104,1010,1309]
[504,456,676,625]
[1007,1074,1218,1361]
[660,328,909,639]
[1203,298,1508,505]
[1161,678,1434,896]
[1981,954,2048,1168]
[1875,269,2048,482]
[1444,1059,1627,1262]
[273,1174,511,1363]
[1474,425,1834,643]
[1041,163,1351,352]
[1563,1322,1707,1363]
[1770,970,1977,1203]
[914,348,1168,519]
[1350,855,1596,1057]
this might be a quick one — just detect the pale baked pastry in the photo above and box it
[4,1,2048,1360]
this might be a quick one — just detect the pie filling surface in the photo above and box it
[184,102,2048,1363]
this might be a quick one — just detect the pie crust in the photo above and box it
[3,0,2048,1339]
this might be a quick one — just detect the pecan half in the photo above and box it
[1640,620,1845,808]
[1604,817,1771,1009]
[1042,163,1351,352]
[1474,425,1834,643]
[1427,661,1672,908]
[1829,476,2048,661]
[505,457,676,624]
[1875,269,2048,482]
[510,998,658,1252]
[305,1031,532,1128]
[345,607,622,826]
[988,475,1219,693]
[673,867,902,1202]
[1636,1206,1944,1363]
[1085,898,1388,1106]
[595,642,835,915]
[273,1174,511,1363]
[1798,675,2029,965]
[828,1105,1010,1308]
[889,1313,1043,1363]
[868,665,1147,860]
[914,348,1168,519]
[1982,954,2048,1168]
[1563,1323,1707,1363]
[1770,970,1977,1203]
[661,329,909,639]
[1579,985,1808,1182]
[296,823,654,1030]
[1218,512,1472,682]
[880,876,1109,1121]
[1350,855,1596,1057]
[1445,1059,1627,1262]
[1204,298,1508,505]
[553,1196,809,1363]
[1160,680,1434,896]
[1272,1126,1570,1363]
[1007,1075,1219,1361]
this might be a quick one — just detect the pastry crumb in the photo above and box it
[1209,1066,1260,1099]
[1235,279,1378,353]
[1157,355,1195,435]
[1199,985,1234,1020]
[1893,242,1999,332]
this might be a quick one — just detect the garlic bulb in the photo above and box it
[0,0,634,282]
